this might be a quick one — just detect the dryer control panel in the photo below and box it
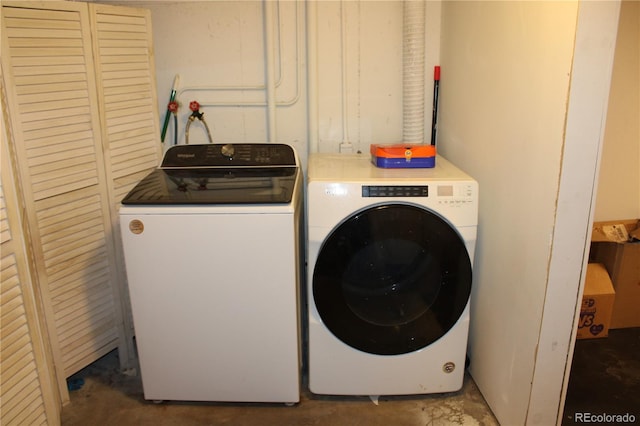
[362,186,428,197]
[362,183,475,200]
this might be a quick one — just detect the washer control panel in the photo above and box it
[161,143,296,168]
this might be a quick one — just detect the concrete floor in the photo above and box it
[562,327,640,425]
[61,351,499,426]
[61,327,640,425]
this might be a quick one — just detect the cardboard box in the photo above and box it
[577,263,615,339]
[589,219,640,329]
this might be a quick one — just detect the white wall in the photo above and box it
[313,1,441,153]
[315,1,400,153]
[131,1,309,163]
[594,0,640,222]
[438,2,580,424]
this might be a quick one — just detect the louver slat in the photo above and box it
[0,187,10,243]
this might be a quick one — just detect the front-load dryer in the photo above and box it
[307,153,478,396]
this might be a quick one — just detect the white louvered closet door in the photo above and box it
[89,4,162,354]
[1,96,59,425]
[0,0,131,391]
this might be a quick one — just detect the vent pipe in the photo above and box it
[402,0,426,144]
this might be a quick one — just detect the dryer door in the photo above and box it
[313,204,472,355]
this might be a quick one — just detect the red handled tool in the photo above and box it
[430,66,440,146]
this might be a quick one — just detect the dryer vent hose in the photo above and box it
[402,0,426,145]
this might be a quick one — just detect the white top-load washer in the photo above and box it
[307,153,478,396]
[120,143,302,404]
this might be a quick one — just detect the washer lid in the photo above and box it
[122,144,298,205]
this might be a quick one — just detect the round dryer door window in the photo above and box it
[313,204,472,355]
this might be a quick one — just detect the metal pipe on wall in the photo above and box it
[178,1,302,109]
[307,0,319,154]
[264,0,278,142]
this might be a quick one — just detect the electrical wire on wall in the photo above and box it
[339,0,353,153]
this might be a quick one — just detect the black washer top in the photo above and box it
[121,144,299,205]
